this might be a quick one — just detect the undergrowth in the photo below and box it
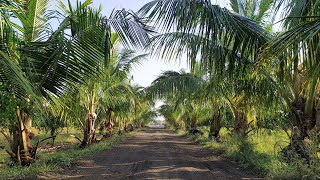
[184,127,320,179]
[0,133,131,180]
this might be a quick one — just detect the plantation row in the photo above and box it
[0,0,320,178]
[0,0,154,166]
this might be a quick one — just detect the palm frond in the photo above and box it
[0,14,36,98]
[10,0,52,42]
[139,0,270,76]
[109,9,152,49]
[0,50,35,97]
[21,5,113,97]
[147,70,203,100]
[115,49,147,76]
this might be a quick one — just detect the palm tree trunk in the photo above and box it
[50,127,56,146]
[316,108,320,141]
[12,106,34,165]
[190,116,197,129]
[286,97,317,162]
[81,112,96,148]
[209,108,221,140]
[105,109,113,136]
[234,110,248,137]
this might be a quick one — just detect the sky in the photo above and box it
[87,0,229,87]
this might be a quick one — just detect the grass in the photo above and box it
[183,127,320,179]
[0,128,132,180]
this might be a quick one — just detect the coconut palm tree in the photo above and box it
[140,0,319,159]
[146,60,281,139]
[147,69,222,138]
[158,103,181,129]
[0,0,150,165]
[0,0,55,165]
[147,69,206,129]
[258,0,320,159]
[139,0,273,135]
[225,0,278,135]
[77,34,147,147]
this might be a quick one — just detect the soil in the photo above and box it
[37,128,261,180]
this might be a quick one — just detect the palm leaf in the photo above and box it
[147,70,203,100]
[109,9,152,49]
[139,0,270,77]
[0,13,36,98]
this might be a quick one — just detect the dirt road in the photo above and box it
[38,128,259,180]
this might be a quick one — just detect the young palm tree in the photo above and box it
[127,84,156,128]
[0,0,54,165]
[78,34,147,147]
[147,69,204,129]
[259,0,320,159]
[158,104,181,129]
[146,69,226,138]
